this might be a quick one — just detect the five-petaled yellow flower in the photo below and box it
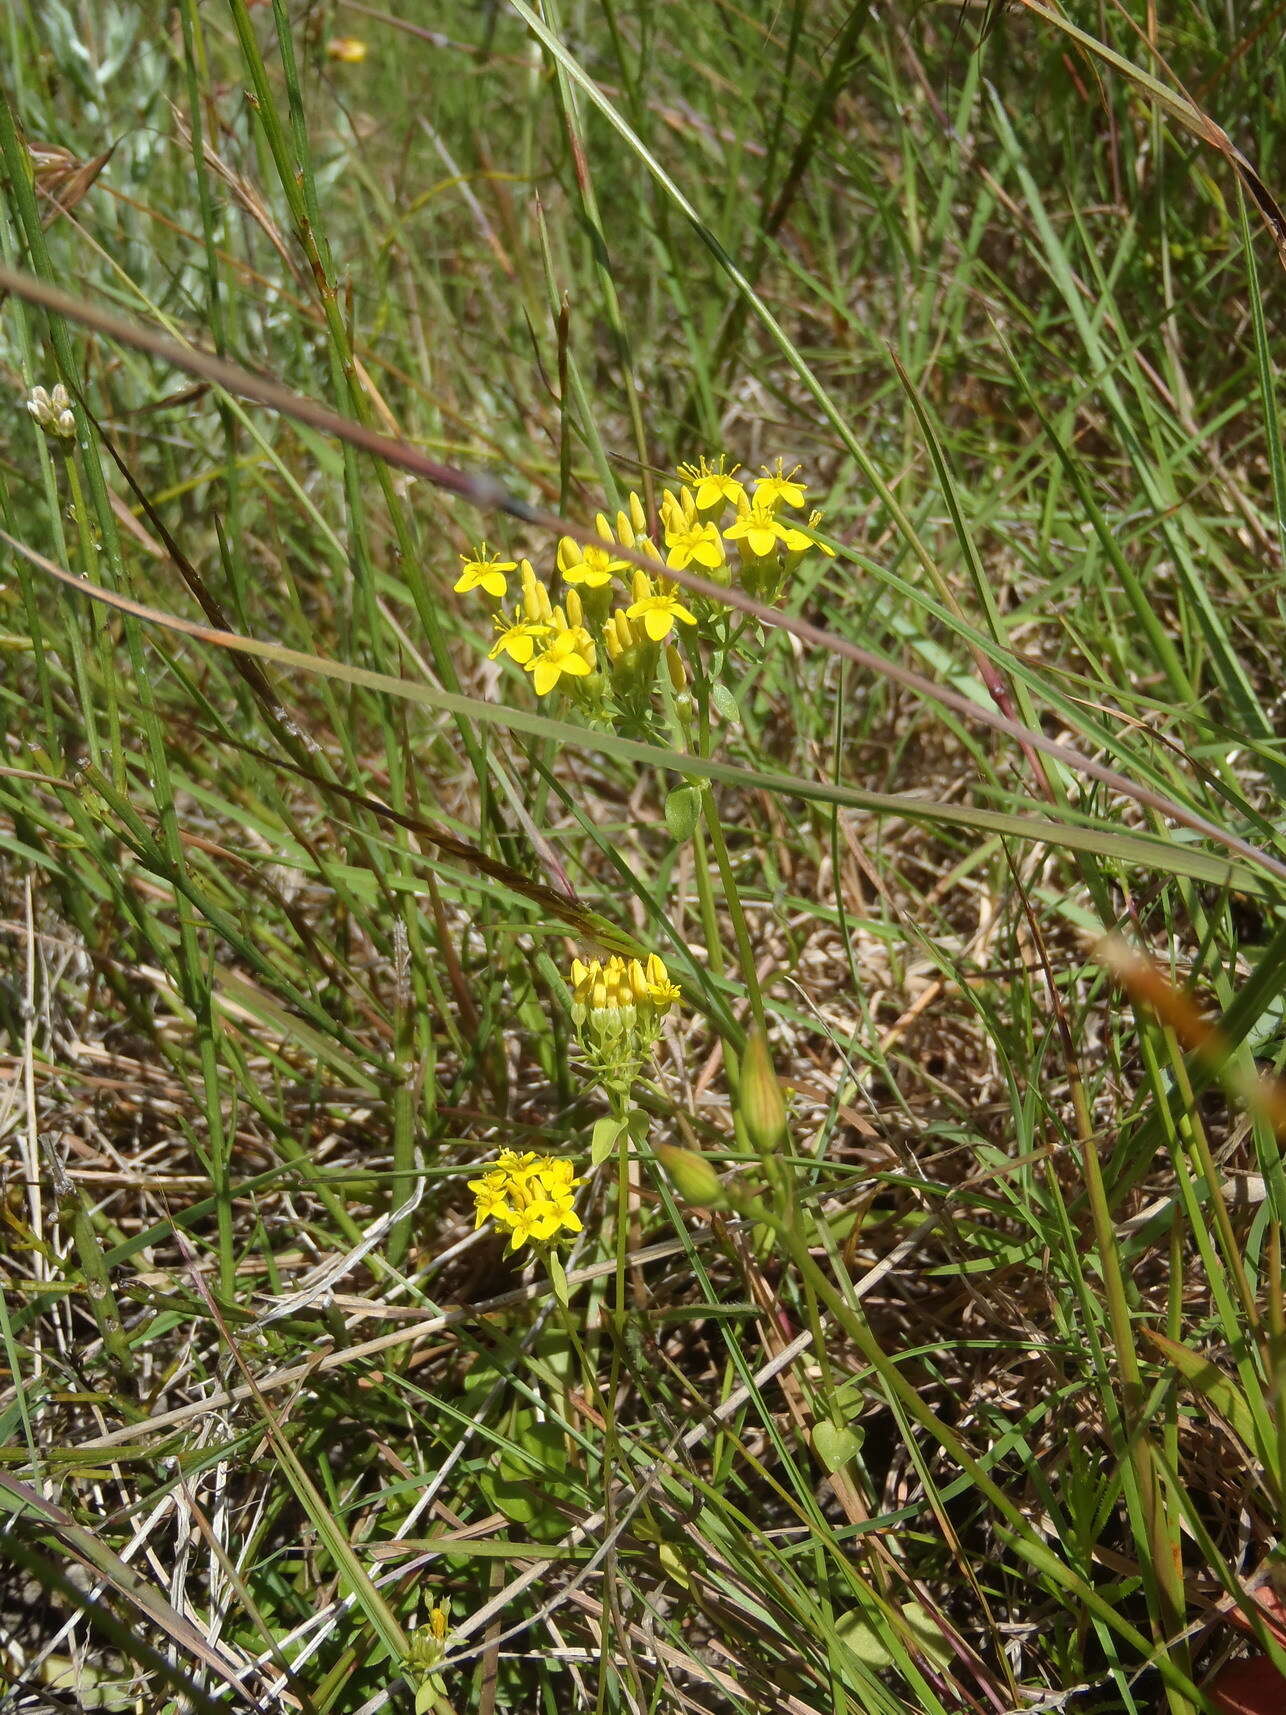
[560,539,630,589]
[468,1151,583,1251]
[526,625,596,695]
[678,457,748,514]
[489,615,553,665]
[455,546,516,599]
[664,519,725,572]
[753,460,807,511]
[724,501,785,560]
[625,591,697,643]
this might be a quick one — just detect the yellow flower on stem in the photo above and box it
[777,508,837,557]
[753,459,807,511]
[326,36,368,61]
[568,951,681,1089]
[489,615,552,665]
[643,952,682,1007]
[611,493,651,548]
[526,622,596,695]
[724,500,785,560]
[625,590,697,643]
[559,537,630,589]
[455,545,516,599]
[677,456,747,514]
[519,560,554,624]
[664,517,726,572]
[468,1151,584,1252]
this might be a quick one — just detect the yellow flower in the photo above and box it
[677,456,747,514]
[643,952,682,1007]
[468,1152,583,1251]
[569,952,680,1085]
[664,518,726,572]
[455,545,516,599]
[776,508,836,557]
[625,591,697,643]
[489,614,552,665]
[559,537,630,589]
[724,501,784,560]
[570,953,680,1022]
[326,36,368,61]
[526,622,596,695]
[753,459,807,511]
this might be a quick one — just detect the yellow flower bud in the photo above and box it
[631,568,653,604]
[665,644,687,693]
[604,610,634,662]
[564,587,584,627]
[739,1026,788,1154]
[522,563,552,625]
[615,509,637,548]
[628,958,650,1002]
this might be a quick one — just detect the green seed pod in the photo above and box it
[740,1026,787,1154]
[657,1144,726,1208]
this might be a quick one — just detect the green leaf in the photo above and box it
[710,682,740,725]
[590,1114,627,1167]
[812,1419,864,1472]
[546,1250,569,1309]
[835,1604,893,1671]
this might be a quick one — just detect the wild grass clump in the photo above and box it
[1,2,1285,1713]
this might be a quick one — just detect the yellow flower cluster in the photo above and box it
[451,458,832,727]
[472,557,597,696]
[569,953,681,1090]
[570,952,681,1018]
[670,456,834,602]
[467,1150,583,1251]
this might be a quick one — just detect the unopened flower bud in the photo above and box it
[25,381,76,440]
[665,644,687,693]
[603,611,626,662]
[740,1026,787,1154]
[657,1144,726,1208]
[521,561,553,624]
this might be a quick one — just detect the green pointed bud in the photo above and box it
[740,1026,787,1153]
[657,1144,726,1208]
